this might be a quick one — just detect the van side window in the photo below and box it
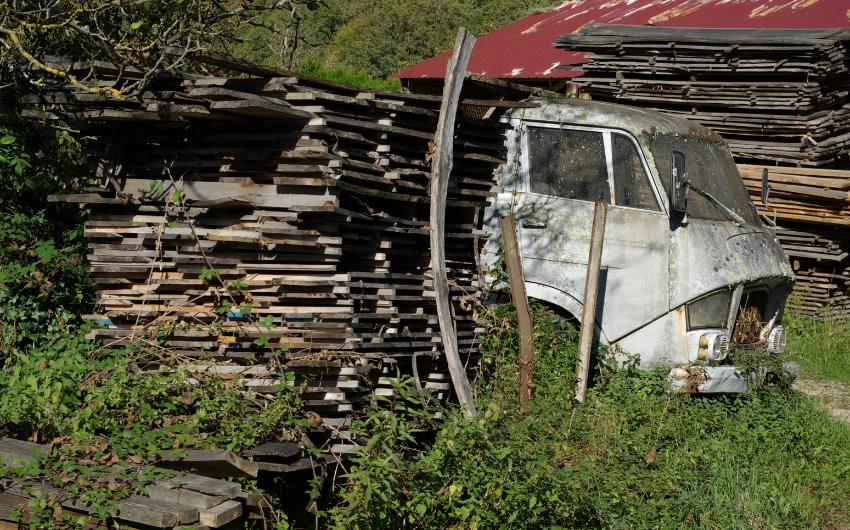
[612,134,660,211]
[528,128,610,202]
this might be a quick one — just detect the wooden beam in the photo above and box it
[429,27,478,418]
[499,215,535,410]
[575,199,607,403]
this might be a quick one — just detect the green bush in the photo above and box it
[0,96,91,352]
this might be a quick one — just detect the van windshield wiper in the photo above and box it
[685,181,745,227]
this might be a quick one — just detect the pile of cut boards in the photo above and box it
[739,164,850,319]
[556,23,850,168]
[558,23,850,320]
[29,53,536,440]
[0,439,264,530]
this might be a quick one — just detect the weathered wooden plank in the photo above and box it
[198,500,242,528]
[429,27,478,418]
[119,495,199,524]
[499,215,534,409]
[209,99,313,120]
[144,485,228,509]
[155,474,241,497]
[117,179,338,208]
[157,450,258,478]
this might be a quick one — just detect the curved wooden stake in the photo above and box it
[430,27,477,417]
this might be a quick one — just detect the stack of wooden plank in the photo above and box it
[738,164,850,227]
[29,57,534,438]
[556,24,850,168]
[739,164,850,318]
[0,440,256,530]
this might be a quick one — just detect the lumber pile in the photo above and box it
[0,440,259,530]
[738,164,850,227]
[739,164,850,319]
[556,24,850,168]
[29,56,534,438]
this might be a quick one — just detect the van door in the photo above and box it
[514,124,669,342]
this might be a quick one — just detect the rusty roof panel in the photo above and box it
[395,0,850,80]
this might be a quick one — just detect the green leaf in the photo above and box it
[0,135,15,145]
[130,21,143,29]
[199,267,220,280]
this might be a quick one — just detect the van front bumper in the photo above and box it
[668,362,798,393]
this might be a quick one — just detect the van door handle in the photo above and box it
[522,221,547,229]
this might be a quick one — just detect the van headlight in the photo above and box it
[698,332,729,362]
[767,326,786,354]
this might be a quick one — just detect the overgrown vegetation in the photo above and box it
[326,303,850,529]
[0,93,91,352]
[0,331,309,528]
[314,0,554,78]
[227,0,555,79]
[785,310,850,384]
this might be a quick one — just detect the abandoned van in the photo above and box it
[482,98,796,392]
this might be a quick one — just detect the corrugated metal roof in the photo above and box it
[394,0,850,80]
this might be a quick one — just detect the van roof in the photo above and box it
[509,97,724,144]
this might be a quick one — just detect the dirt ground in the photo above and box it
[794,378,850,423]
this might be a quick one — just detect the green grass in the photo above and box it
[329,303,850,529]
[298,56,401,92]
[785,312,850,383]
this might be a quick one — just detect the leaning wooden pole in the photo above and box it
[499,215,535,410]
[575,199,608,403]
[430,27,478,417]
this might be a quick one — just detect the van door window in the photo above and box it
[612,134,660,211]
[527,127,610,202]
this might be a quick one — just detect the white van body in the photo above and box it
[481,98,796,392]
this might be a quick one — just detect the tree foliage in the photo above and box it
[0,0,326,94]
[317,0,555,78]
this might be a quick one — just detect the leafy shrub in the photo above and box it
[0,96,91,352]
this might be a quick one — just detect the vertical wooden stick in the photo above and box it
[499,214,535,409]
[575,199,607,403]
[430,27,477,417]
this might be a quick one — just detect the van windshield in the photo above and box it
[648,135,758,225]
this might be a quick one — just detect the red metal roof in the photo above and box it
[394,0,850,80]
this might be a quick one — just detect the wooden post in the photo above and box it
[575,199,607,403]
[499,214,535,409]
[430,27,477,417]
